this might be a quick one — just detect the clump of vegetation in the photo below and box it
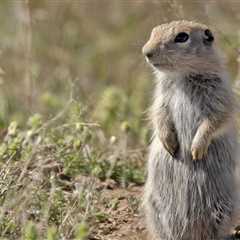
[0,100,145,239]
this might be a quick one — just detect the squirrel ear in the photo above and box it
[203,29,214,46]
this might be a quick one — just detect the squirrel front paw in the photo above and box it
[191,139,209,160]
[160,128,179,157]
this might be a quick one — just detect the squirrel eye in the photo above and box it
[204,29,214,44]
[174,32,189,43]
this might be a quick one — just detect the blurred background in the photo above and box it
[0,0,239,140]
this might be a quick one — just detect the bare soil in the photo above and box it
[89,182,148,240]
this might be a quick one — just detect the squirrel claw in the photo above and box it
[191,144,208,161]
[162,139,179,158]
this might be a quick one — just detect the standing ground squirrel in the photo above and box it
[142,20,239,240]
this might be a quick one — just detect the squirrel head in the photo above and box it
[142,20,223,75]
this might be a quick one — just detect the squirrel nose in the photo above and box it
[146,51,154,59]
[143,48,155,59]
[142,40,157,59]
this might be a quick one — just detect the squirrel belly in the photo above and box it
[145,72,238,240]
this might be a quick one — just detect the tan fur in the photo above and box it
[142,20,224,75]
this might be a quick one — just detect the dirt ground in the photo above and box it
[89,182,148,240]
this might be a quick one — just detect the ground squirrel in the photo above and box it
[142,20,239,240]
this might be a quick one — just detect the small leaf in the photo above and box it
[23,221,38,240]
[74,222,88,240]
